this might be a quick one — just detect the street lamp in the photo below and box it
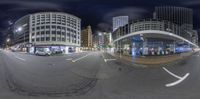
[98,33,102,36]
[6,38,10,49]
[17,27,22,32]
[16,26,25,51]
[6,38,10,43]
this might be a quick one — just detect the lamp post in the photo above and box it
[16,27,24,51]
[6,38,10,49]
[98,33,102,51]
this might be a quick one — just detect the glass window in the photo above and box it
[41,26,45,29]
[46,21,50,24]
[36,27,40,30]
[57,26,61,29]
[36,38,40,41]
[57,37,61,41]
[41,37,45,41]
[67,33,70,36]
[32,28,35,31]
[52,26,56,29]
[36,32,40,35]
[52,37,56,41]
[62,32,65,36]
[57,31,61,35]
[41,31,45,35]
[62,38,66,41]
[46,26,50,29]
[52,31,56,35]
[32,39,35,42]
[46,37,50,41]
[46,31,50,35]
[62,27,66,30]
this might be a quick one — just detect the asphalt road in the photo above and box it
[0,50,200,99]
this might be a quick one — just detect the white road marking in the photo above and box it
[66,58,73,60]
[101,53,116,62]
[15,56,26,61]
[104,59,116,62]
[71,53,91,62]
[166,73,190,87]
[163,67,182,79]
[163,67,190,87]
[102,53,105,59]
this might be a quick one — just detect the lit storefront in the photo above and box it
[112,19,197,57]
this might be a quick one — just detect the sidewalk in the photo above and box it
[107,51,197,66]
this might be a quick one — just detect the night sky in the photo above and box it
[0,0,200,45]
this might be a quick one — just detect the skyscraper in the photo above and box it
[113,16,129,32]
[81,25,93,50]
[154,6,197,43]
[154,6,193,29]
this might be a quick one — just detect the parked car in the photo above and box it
[35,48,51,56]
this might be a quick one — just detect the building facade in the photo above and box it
[113,16,129,32]
[81,25,93,50]
[154,6,196,43]
[13,12,81,53]
[112,18,198,56]
[154,6,193,26]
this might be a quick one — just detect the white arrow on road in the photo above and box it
[163,67,190,87]
[101,53,116,62]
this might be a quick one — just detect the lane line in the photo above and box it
[66,58,73,60]
[166,73,190,87]
[101,53,117,63]
[15,56,26,61]
[163,67,181,79]
[101,53,107,62]
[163,67,190,87]
[71,53,91,62]
[104,59,116,62]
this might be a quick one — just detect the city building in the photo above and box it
[13,12,81,54]
[81,25,93,50]
[130,19,182,36]
[112,16,198,57]
[154,6,196,43]
[113,16,129,32]
[97,32,113,50]
[2,26,14,48]
[98,32,105,49]
[92,34,99,50]
[154,6,193,26]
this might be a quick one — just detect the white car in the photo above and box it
[35,48,51,56]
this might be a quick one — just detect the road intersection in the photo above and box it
[0,50,200,99]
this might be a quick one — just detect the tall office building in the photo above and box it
[113,16,129,32]
[81,25,93,49]
[154,6,197,43]
[13,12,81,53]
[154,6,193,29]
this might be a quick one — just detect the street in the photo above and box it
[0,50,200,99]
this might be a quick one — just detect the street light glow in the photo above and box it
[98,33,102,36]
[17,27,22,32]
[6,38,10,42]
